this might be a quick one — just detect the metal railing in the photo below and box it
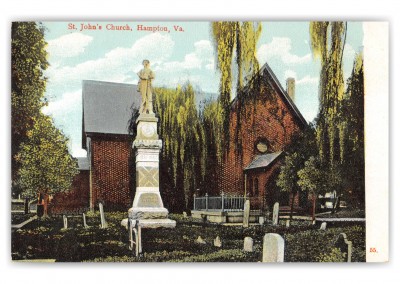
[193,194,263,212]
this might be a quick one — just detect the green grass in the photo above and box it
[11,211,365,262]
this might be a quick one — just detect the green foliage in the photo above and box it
[310,21,347,165]
[15,115,79,198]
[211,22,262,157]
[341,53,365,207]
[297,156,327,195]
[11,22,49,188]
[12,211,366,262]
[153,84,206,211]
[316,247,346,262]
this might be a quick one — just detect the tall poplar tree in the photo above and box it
[309,21,347,166]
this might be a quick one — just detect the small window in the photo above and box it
[256,140,268,153]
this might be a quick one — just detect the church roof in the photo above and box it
[244,151,283,171]
[232,62,308,127]
[82,80,141,148]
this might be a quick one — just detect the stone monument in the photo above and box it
[123,60,176,256]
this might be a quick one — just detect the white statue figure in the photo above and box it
[137,59,155,114]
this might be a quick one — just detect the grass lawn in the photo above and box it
[11,211,365,262]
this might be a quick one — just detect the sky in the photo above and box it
[41,21,363,157]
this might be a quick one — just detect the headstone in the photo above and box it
[214,236,222,248]
[320,222,327,230]
[312,219,316,225]
[335,233,352,262]
[82,213,89,228]
[99,203,107,228]
[183,212,187,218]
[272,202,279,225]
[286,220,290,228]
[243,200,250,228]
[196,236,206,244]
[262,233,285,262]
[243,237,253,252]
[259,216,265,225]
[63,215,68,229]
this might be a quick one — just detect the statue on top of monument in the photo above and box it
[137,59,155,114]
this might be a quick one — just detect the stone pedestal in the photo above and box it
[128,113,173,221]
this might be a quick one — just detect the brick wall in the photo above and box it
[50,170,90,214]
[90,135,133,210]
[219,78,304,203]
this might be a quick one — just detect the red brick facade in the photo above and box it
[90,134,133,210]
[219,71,306,209]
[50,170,90,214]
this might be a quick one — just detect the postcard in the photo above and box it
[10,21,388,262]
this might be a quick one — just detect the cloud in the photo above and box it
[161,40,214,70]
[283,70,318,86]
[42,89,82,116]
[258,37,311,65]
[45,33,175,92]
[47,33,93,58]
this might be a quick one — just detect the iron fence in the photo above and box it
[193,194,263,212]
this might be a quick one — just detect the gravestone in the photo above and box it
[243,237,253,252]
[214,236,222,248]
[272,202,279,225]
[320,222,327,230]
[99,203,107,228]
[63,215,68,229]
[286,220,290,228]
[196,236,206,244]
[262,233,285,262]
[335,233,352,262]
[243,200,250,228]
[82,213,88,228]
[183,212,187,218]
[259,216,265,225]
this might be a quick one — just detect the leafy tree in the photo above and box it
[277,125,317,219]
[297,156,342,220]
[11,22,48,189]
[153,84,206,211]
[341,53,365,207]
[211,22,262,157]
[309,21,347,166]
[15,115,78,217]
[297,156,327,221]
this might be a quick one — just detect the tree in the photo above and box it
[15,115,78,217]
[211,22,262,156]
[297,156,327,221]
[341,53,365,207]
[153,84,206,211]
[277,125,317,219]
[11,22,49,189]
[309,21,347,166]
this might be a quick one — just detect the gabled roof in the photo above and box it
[244,151,283,171]
[232,62,308,127]
[82,80,141,148]
[77,157,89,170]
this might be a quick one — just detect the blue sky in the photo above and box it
[41,21,363,157]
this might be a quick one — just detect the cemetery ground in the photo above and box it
[11,210,365,262]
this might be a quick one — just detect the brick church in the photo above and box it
[51,62,307,213]
[218,63,308,211]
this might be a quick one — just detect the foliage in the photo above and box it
[11,22,49,190]
[341,53,365,207]
[310,21,347,165]
[153,84,206,211]
[15,114,78,198]
[211,22,262,156]
[12,211,365,262]
[316,247,346,262]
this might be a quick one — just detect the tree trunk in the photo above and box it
[312,193,316,222]
[289,191,296,221]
